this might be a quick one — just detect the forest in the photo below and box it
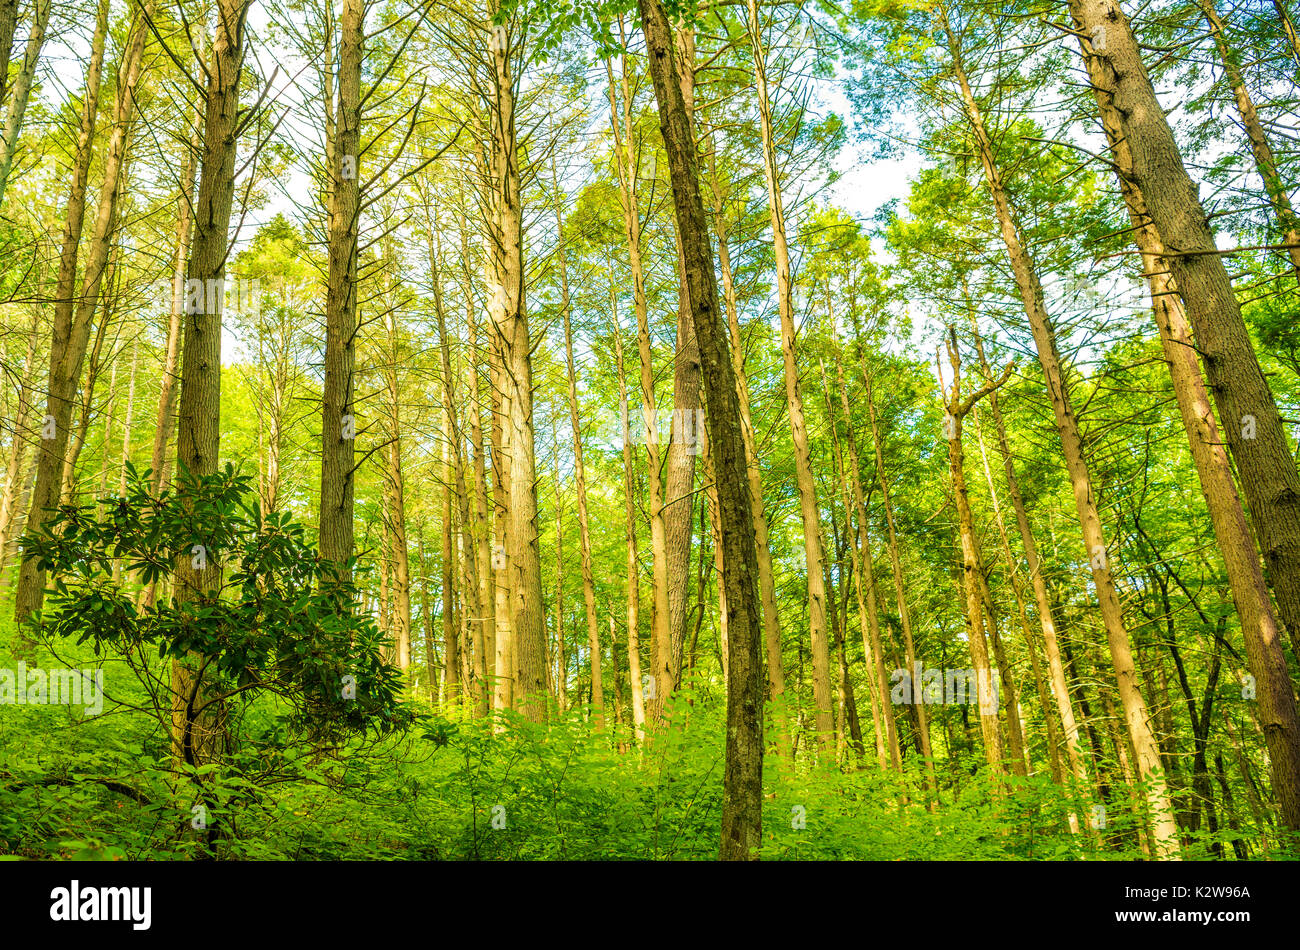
[0,0,1296,865]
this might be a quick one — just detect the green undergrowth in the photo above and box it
[0,619,1265,861]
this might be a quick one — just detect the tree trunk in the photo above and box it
[661,25,701,708]
[941,2,1180,856]
[459,207,496,713]
[610,271,647,743]
[485,13,545,722]
[939,332,1011,778]
[0,0,51,206]
[1066,0,1300,664]
[967,311,1089,831]
[637,0,764,860]
[704,136,790,760]
[171,0,252,775]
[554,155,602,727]
[605,46,671,725]
[0,311,39,574]
[746,0,832,752]
[319,0,363,579]
[15,0,112,623]
[1079,43,1300,832]
[863,375,935,789]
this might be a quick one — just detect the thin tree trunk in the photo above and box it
[15,0,112,622]
[442,404,460,705]
[0,0,51,206]
[610,271,647,743]
[0,311,39,574]
[553,155,602,727]
[112,337,139,584]
[703,137,790,760]
[941,2,1180,857]
[967,311,1089,831]
[938,332,1011,778]
[459,207,496,713]
[863,375,935,790]
[605,44,670,725]
[745,0,832,752]
[972,410,1070,798]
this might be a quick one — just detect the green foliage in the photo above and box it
[19,462,411,743]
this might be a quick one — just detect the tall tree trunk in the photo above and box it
[938,332,1011,778]
[967,311,1090,831]
[972,410,1071,802]
[820,355,884,768]
[150,127,201,498]
[610,271,647,742]
[459,208,496,713]
[704,133,791,761]
[430,233,485,712]
[1066,0,1300,664]
[661,25,701,709]
[112,337,139,584]
[825,340,898,772]
[442,404,461,705]
[1078,40,1300,833]
[488,321,513,715]
[0,311,39,574]
[553,155,602,727]
[64,249,121,506]
[605,46,671,725]
[637,0,764,860]
[381,303,411,671]
[745,0,833,751]
[319,0,363,580]
[15,0,111,623]
[941,2,1181,857]
[551,405,568,713]
[171,0,252,777]
[0,0,51,206]
[485,12,545,722]
[863,375,935,790]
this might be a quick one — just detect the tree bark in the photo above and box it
[1066,0,1300,664]
[941,1,1180,856]
[1080,41,1300,833]
[15,0,112,623]
[745,0,833,752]
[319,0,363,580]
[637,0,764,860]
[171,0,252,771]
[704,136,790,760]
[486,11,545,721]
[0,0,51,206]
